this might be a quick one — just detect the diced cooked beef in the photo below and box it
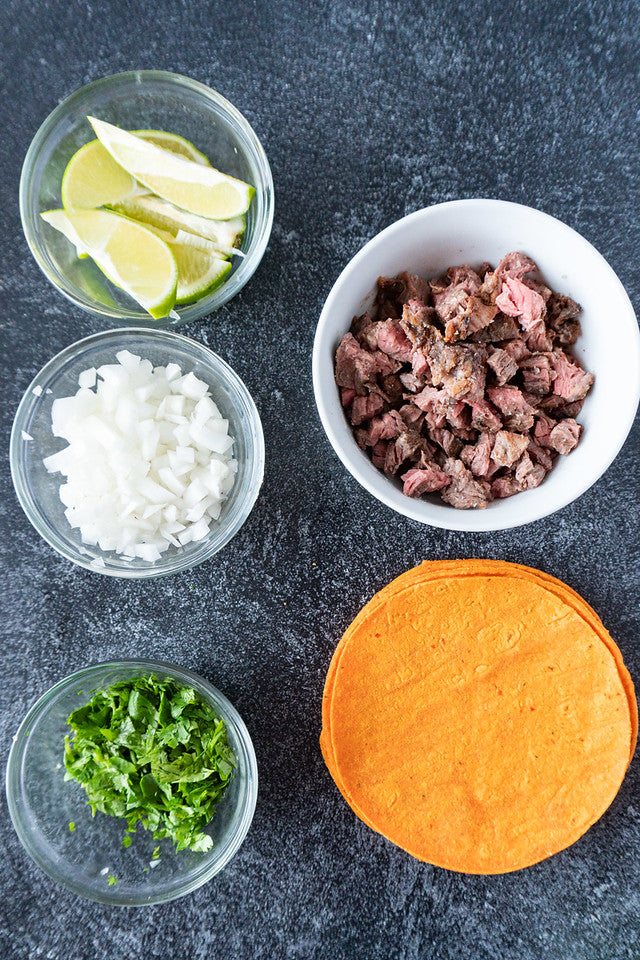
[472,313,520,342]
[470,399,502,432]
[487,386,535,431]
[428,342,486,402]
[375,319,414,363]
[350,393,385,426]
[548,418,582,455]
[550,351,595,402]
[441,459,490,509]
[515,454,547,489]
[519,354,555,395]
[487,347,518,385]
[496,251,537,279]
[336,254,592,509]
[491,430,530,468]
[402,465,451,497]
[496,277,546,331]
[445,296,498,342]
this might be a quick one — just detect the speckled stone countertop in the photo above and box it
[2,1,639,957]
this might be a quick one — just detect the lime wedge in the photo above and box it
[61,139,146,212]
[131,129,211,166]
[89,116,254,220]
[140,224,232,303]
[44,208,177,318]
[41,209,89,258]
[112,194,245,250]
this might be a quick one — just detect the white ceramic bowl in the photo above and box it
[313,199,640,531]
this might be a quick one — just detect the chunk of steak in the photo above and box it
[356,410,405,447]
[472,313,520,342]
[402,465,451,497]
[413,386,451,428]
[487,386,535,431]
[433,284,470,323]
[550,351,594,402]
[335,333,401,394]
[400,301,440,349]
[350,393,385,426]
[341,387,356,408]
[461,432,494,477]
[379,373,404,404]
[444,296,499,342]
[470,399,502,432]
[499,338,530,362]
[491,475,521,499]
[399,403,426,430]
[375,319,414,362]
[548,418,582,454]
[411,347,431,379]
[429,428,464,458]
[552,319,581,347]
[376,272,430,319]
[350,310,373,336]
[428,342,486,402]
[496,276,546,331]
[446,264,482,292]
[524,322,554,353]
[519,353,555,395]
[528,438,554,471]
[496,251,537,280]
[384,430,434,476]
[445,401,472,433]
[371,440,388,470]
[491,430,530,467]
[487,346,518,385]
[515,453,547,489]
[399,371,425,393]
[441,459,491,509]
[547,293,581,323]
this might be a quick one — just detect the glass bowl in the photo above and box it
[20,70,274,326]
[6,659,258,906]
[10,328,264,577]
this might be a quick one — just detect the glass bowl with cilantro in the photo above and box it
[6,660,257,906]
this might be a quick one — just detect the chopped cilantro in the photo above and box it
[107,874,118,886]
[68,821,76,832]
[122,835,132,848]
[151,846,161,860]
[64,675,235,853]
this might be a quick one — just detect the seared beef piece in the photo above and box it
[384,430,434,476]
[350,310,373,336]
[461,432,494,477]
[515,453,547,489]
[371,440,388,470]
[472,314,520,342]
[429,428,464,458]
[399,403,426,430]
[400,300,440,349]
[548,418,582,454]
[335,333,401,394]
[487,386,535,432]
[411,347,431,379]
[402,465,451,497]
[547,293,581,323]
[491,475,521,499]
[491,430,530,468]
[341,387,356,408]
[441,458,491,509]
[470,399,502,432]
[524,322,554,353]
[446,401,472,433]
[487,346,518,385]
[379,373,404,404]
[552,319,581,347]
[376,272,430,319]
[496,251,537,279]
[433,284,469,323]
[519,354,555,395]
[355,320,380,350]
[447,264,483,291]
[550,350,594,402]
[445,296,499,342]
[350,393,385,426]
[478,270,500,304]
[500,338,530,362]
[533,414,554,448]
[477,261,492,278]
[399,371,425,393]
[539,394,585,419]
[356,410,405,448]
[496,277,546,331]
[375,319,414,362]
[527,439,554,471]
[428,342,487,403]
[522,277,552,303]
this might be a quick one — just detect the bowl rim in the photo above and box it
[5,658,259,906]
[19,69,274,326]
[312,197,640,532]
[10,327,265,577]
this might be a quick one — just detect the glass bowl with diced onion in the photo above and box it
[20,70,274,326]
[6,659,258,905]
[9,328,264,577]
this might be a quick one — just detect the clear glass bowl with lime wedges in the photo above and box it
[20,71,274,326]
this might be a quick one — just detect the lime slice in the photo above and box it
[44,208,177,318]
[89,116,254,220]
[140,224,232,303]
[41,209,89,257]
[131,129,211,166]
[113,194,245,250]
[61,139,146,212]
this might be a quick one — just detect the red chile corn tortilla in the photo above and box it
[321,560,636,873]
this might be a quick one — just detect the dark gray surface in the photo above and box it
[1,1,639,957]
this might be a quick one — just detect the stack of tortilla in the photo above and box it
[320,560,636,874]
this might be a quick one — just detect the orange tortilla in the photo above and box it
[321,560,636,873]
